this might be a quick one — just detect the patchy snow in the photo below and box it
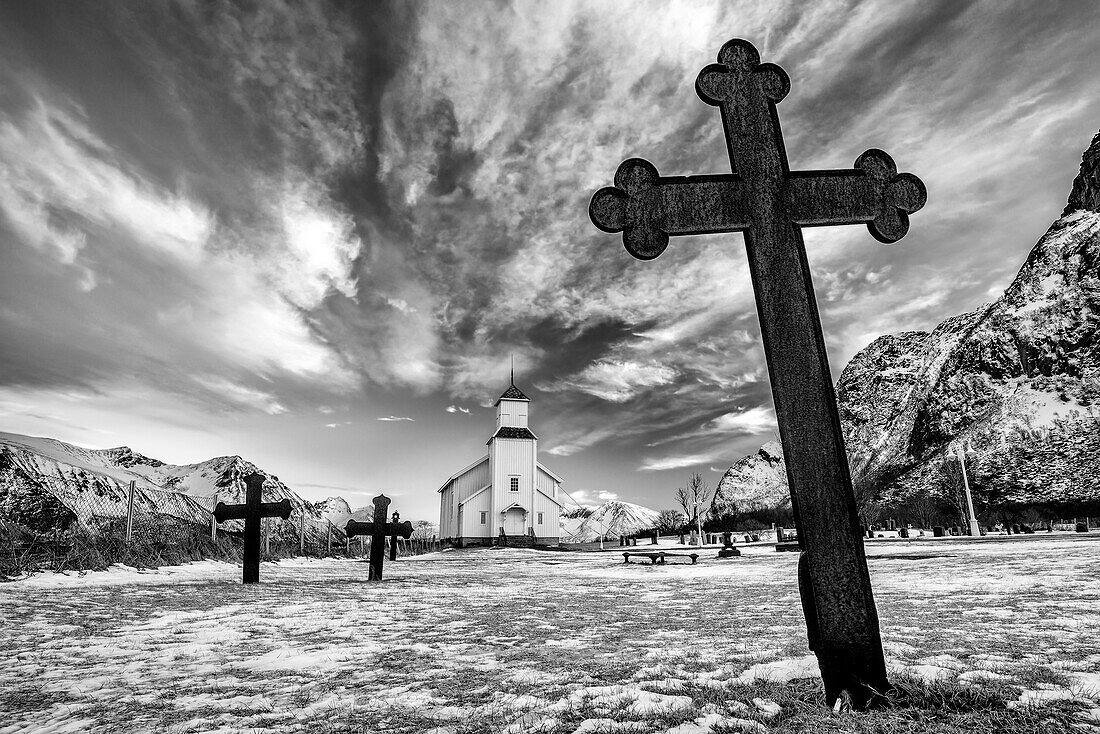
[2,537,1100,731]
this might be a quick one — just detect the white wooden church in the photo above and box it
[437,379,563,546]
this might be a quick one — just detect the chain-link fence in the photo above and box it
[0,478,442,576]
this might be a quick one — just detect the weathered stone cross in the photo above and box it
[213,472,292,584]
[345,494,413,581]
[589,39,926,709]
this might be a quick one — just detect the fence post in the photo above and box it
[326,523,332,555]
[125,480,136,543]
[211,492,218,540]
[264,518,270,555]
[359,535,365,556]
[299,512,305,556]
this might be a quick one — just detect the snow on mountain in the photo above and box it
[561,500,660,542]
[314,496,353,527]
[714,128,1100,515]
[711,442,789,516]
[0,432,329,539]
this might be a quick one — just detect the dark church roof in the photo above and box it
[486,426,538,444]
[495,384,529,404]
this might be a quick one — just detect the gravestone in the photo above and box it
[589,38,925,708]
[344,494,413,581]
[718,530,740,558]
[933,526,945,537]
[213,472,292,584]
[651,531,658,545]
[898,527,909,539]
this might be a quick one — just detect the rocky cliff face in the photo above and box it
[714,129,1100,517]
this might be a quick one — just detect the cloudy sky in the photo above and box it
[1,1,1098,519]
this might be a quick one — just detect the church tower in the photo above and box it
[488,376,537,536]
[437,373,563,546]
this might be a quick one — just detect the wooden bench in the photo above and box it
[623,551,699,565]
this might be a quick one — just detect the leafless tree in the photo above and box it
[676,472,714,546]
[655,509,686,534]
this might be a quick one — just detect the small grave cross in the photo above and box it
[590,39,926,709]
[345,494,413,581]
[213,472,292,584]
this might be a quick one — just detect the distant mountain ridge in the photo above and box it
[0,432,370,538]
[714,129,1100,516]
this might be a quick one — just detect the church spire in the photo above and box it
[510,353,514,386]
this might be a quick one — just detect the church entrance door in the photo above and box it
[503,507,525,535]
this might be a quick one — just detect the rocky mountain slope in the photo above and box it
[0,432,335,540]
[561,500,661,542]
[714,129,1100,517]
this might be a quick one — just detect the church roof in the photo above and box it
[495,384,529,404]
[487,426,538,444]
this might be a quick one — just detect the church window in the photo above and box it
[480,511,487,524]
[510,477,519,492]
[537,512,544,525]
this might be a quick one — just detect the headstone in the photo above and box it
[213,473,292,584]
[898,527,909,539]
[932,526,945,537]
[651,531,658,545]
[344,494,413,581]
[722,531,733,549]
[887,519,897,531]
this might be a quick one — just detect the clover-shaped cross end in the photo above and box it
[588,158,669,261]
[855,149,928,244]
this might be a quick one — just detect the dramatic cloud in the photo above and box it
[1,1,1097,517]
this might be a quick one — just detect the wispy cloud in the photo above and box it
[377,416,415,422]
[445,405,471,414]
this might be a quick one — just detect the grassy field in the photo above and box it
[1,534,1099,733]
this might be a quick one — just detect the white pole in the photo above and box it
[957,446,981,537]
[125,480,135,543]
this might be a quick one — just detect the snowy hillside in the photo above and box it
[715,128,1100,513]
[561,500,660,542]
[0,432,328,538]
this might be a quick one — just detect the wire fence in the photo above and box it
[0,477,442,576]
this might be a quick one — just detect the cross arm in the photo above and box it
[589,158,751,260]
[259,499,293,520]
[213,502,246,523]
[213,498,292,523]
[345,519,414,539]
[390,520,414,540]
[786,150,927,243]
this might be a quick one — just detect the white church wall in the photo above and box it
[492,438,535,527]
[461,489,493,540]
[535,467,559,499]
[533,490,561,540]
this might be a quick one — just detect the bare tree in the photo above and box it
[676,472,714,546]
[655,509,686,535]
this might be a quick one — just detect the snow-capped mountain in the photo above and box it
[714,129,1100,515]
[561,500,661,542]
[0,432,329,538]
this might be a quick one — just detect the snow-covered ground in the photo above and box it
[2,535,1099,733]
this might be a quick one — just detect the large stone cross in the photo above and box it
[589,39,926,709]
[345,494,413,581]
[213,472,292,584]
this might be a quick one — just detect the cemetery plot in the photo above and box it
[2,537,1099,732]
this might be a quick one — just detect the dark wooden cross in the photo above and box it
[589,39,926,710]
[213,472,292,584]
[344,494,412,581]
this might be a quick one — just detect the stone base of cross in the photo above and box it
[213,472,292,584]
[589,38,927,709]
[345,494,413,581]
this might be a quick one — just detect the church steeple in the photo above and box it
[491,371,536,440]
